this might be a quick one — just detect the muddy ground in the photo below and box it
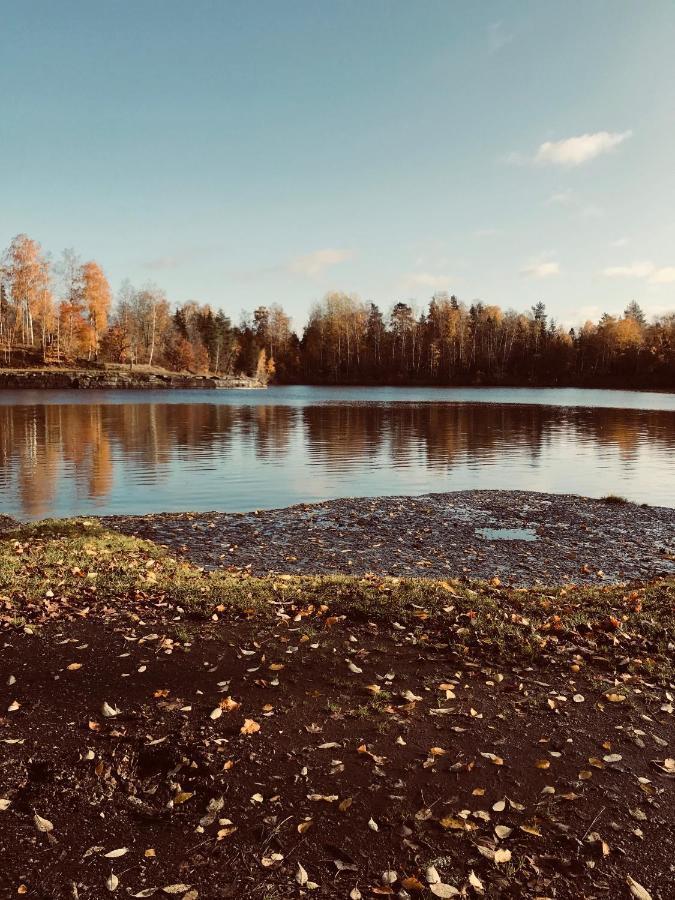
[102,491,675,585]
[2,590,674,900]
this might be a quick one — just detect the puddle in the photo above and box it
[476,527,539,542]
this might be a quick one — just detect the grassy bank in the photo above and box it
[2,518,674,676]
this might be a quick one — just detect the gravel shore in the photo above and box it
[101,490,675,584]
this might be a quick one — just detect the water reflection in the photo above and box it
[0,398,673,518]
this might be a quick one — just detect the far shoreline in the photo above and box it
[0,367,673,394]
[0,367,266,391]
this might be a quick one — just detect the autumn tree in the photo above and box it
[3,233,50,349]
[81,261,112,359]
[56,248,87,359]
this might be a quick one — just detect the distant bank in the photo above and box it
[0,368,266,390]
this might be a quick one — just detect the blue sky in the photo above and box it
[1,1,674,329]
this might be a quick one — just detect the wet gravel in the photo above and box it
[101,490,675,585]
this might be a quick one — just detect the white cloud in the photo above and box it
[649,266,675,284]
[521,261,560,279]
[600,261,675,284]
[473,228,500,238]
[535,130,632,166]
[610,237,629,248]
[602,261,655,279]
[402,272,454,292]
[287,248,352,277]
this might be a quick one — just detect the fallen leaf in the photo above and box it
[430,885,459,898]
[401,875,425,892]
[296,863,308,886]
[468,870,484,894]
[34,813,54,833]
[626,875,653,900]
[240,718,260,735]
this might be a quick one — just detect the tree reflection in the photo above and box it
[0,401,673,516]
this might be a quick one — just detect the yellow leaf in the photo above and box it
[240,718,260,735]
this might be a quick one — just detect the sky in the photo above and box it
[1,0,674,331]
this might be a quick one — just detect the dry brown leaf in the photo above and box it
[240,718,260,735]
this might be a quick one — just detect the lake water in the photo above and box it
[0,386,674,519]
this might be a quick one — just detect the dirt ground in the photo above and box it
[0,520,673,899]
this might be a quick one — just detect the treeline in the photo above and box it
[300,294,674,388]
[1,233,673,388]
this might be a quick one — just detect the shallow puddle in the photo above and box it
[476,526,539,541]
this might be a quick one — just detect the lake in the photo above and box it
[0,386,674,519]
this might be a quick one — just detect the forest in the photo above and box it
[1,232,673,389]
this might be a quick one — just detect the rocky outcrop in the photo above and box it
[0,370,266,390]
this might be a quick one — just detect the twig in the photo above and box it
[582,805,606,841]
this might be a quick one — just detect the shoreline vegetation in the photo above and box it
[0,518,673,898]
[1,234,673,392]
[0,363,265,391]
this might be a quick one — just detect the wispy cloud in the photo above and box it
[610,237,629,248]
[287,248,353,278]
[143,255,182,271]
[521,261,560,279]
[535,131,632,167]
[473,227,500,238]
[547,189,603,218]
[601,261,675,284]
[402,272,453,292]
[548,190,574,206]
[487,21,514,54]
[580,204,604,219]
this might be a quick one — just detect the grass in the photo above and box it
[1,518,674,675]
[601,494,629,504]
